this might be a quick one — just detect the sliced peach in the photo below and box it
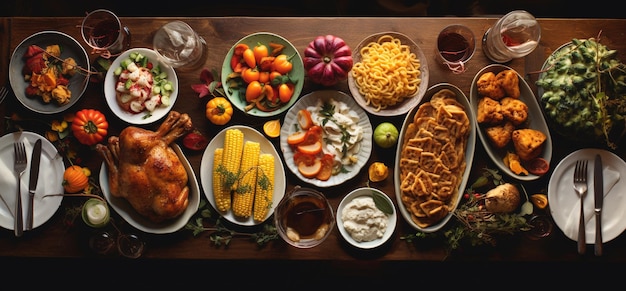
[297,140,322,155]
[298,159,322,178]
[297,109,314,130]
[287,131,306,145]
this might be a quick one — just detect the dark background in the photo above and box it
[1,0,622,18]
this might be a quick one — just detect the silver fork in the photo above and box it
[13,141,27,237]
[0,86,8,104]
[573,159,588,254]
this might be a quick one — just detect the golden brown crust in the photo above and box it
[476,96,503,124]
[485,121,515,149]
[496,69,521,98]
[500,97,528,126]
[477,72,506,100]
[511,128,547,161]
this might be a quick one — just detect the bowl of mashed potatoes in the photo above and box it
[337,187,397,249]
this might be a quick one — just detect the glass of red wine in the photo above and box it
[80,9,131,58]
[482,10,541,63]
[436,24,475,74]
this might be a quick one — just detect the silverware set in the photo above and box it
[573,156,604,256]
[10,138,42,237]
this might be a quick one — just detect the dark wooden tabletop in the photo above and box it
[2,16,626,283]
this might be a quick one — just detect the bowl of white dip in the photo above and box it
[337,187,397,249]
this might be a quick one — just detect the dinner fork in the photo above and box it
[573,159,588,254]
[0,86,8,104]
[13,141,27,237]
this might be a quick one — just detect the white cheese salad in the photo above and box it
[113,52,174,114]
[307,97,364,169]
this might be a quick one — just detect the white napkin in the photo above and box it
[562,165,620,240]
[0,135,60,227]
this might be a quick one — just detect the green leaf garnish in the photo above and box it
[371,191,393,215]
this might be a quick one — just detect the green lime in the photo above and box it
[373,122,399,149]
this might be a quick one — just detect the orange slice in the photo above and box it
[297,140,322,155]
[263,119,281,138]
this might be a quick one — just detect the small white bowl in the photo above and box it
[337,187,397,249]
[104,48,178,125]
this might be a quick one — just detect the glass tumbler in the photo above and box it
[435,24,475,74]
[482,10,541,63]
[153,21,207,70]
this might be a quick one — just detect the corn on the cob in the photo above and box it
[212,147,232,212]
[253,153,275,222]
[222,128,244,190]
[232,141,260,218]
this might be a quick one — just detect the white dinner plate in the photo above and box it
[0,131,64,230]
[99,143,200,234]
[200,125,286,226]
[103,48,178,125]
[280,90,373,187]
[548,148,626,243]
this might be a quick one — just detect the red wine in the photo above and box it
[88,19,120,48]
[437,32,471,62]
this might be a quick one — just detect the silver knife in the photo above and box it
[594,154,603,256]
[27,139,42,231]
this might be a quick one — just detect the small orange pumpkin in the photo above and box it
[63,165,89,193]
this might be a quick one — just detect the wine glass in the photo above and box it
[80,9,131,58]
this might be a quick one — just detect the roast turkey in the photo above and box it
[96,111,193,223]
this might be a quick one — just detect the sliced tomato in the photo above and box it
[315,154,334,181]
[301,125,323,145]
[298,159,322,178]
[287,131,307,145]
[293,151,316,166]
[297,140,322,155]
[526,157,549,176]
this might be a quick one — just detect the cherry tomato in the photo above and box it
[258,71,270,84]
[527,157,549,176]
[272,54,293,74]
[253,43,269,65]
[243,48,256,68]
[245,80,263,102]
[234,43,249,56]
[278,83,294,103]
[293,151,316,166]
[241,67,260,83]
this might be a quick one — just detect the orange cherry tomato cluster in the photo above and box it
[286,109,334,181]
[227,41,297,112]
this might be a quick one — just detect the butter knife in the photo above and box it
[594,154,603,256]
[27,139,42,231]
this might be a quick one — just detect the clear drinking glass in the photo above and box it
[153,21,207,70]
[435,24,475,74]
[482,10,541,63]
[80,9,130,58]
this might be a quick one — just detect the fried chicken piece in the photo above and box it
[485,121,515,148]
[511,128,546,161]
[476,96,503,124]
[496,69,520,98]
[500,97,528,125]
[477,72,505,100]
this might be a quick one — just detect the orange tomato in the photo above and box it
[243,48,256,68]
[273,54,293,74]
[258,71,270,84]
[241,67,260,83]
[245,80,263,102]
[253,43,269,65]
[234,43,249,56]
[278,83,295,103]
[269,71,282,82]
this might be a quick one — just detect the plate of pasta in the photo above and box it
[348,32,429,116]
[280,90,373,187]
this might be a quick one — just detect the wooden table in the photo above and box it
[2,16,626,283]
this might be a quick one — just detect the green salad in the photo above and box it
[537,38,626,149]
